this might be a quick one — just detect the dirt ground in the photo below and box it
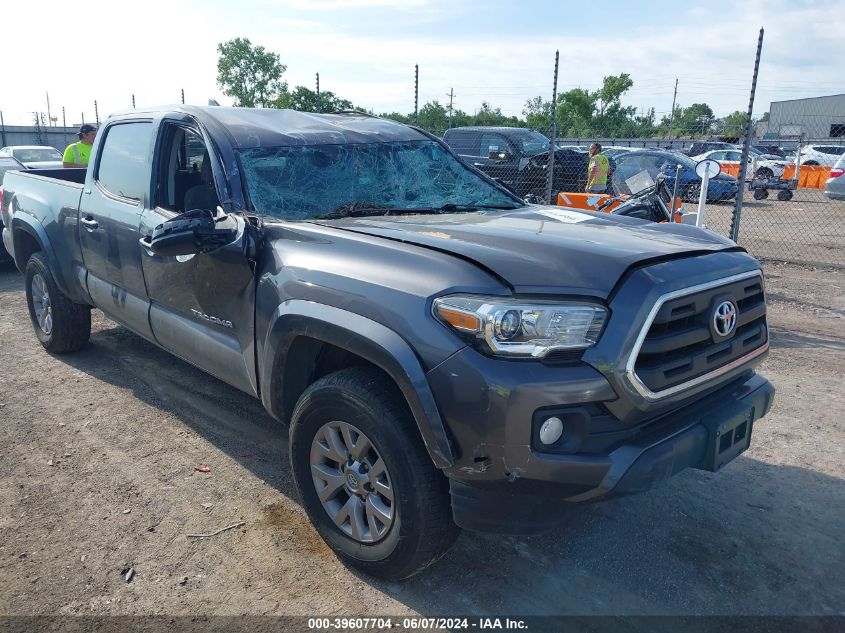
[0,259,843,617]
[701,189,845,267]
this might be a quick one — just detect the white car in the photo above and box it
[0,145,64,169]
[692,149,790,180]
[797,145,845,167]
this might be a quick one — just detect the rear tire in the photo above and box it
[777,189,793,201]
[24,252,91,353]
[683,182,702,202]
[753,189,768,200]
[289,367,459,580]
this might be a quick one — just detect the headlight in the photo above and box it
[433,294,607,358]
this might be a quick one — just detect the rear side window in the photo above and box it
[445,131,479,156]
[96,122,153,201]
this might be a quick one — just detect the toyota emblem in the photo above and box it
[713,300,737,337]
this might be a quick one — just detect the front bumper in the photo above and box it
[432,358,774,534]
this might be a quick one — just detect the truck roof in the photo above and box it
[109,105,429,149]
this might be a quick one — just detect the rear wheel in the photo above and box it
[753,188,768,200]
[289,367,459,580]
[777,189,793,201]
[24,252,91,353]
[683,182,702,202]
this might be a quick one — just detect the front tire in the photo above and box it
[289,367,459,580]
[24,252,91,353]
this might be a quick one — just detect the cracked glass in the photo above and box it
[239,140,518,220]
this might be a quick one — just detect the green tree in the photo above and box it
[417,100,450,134]
[596,73,634,117]
[275,86,355,112]
[216,37,287,107]
[523,95,552,132]
[669,103,715,137]
[721,111,748,137]
[556,88,596,136]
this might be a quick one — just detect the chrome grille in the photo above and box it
[627,271,769,400]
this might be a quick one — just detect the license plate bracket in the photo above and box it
[697,404,755,472]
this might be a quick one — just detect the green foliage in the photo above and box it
[216,38,287,108]
[721,111,748,137]
[275,86,354,112]
[661,103,716,137]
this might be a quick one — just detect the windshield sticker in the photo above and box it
[535,209,592,224]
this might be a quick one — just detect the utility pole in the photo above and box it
[446,88,454,129]
[132,94,136,109]
[414,64,419,124]
[316,72,321,112]
[0,111,6,147]
[544,50,560,206]
[46,92,52,126]
[94,100,99,126]
[667,78,678,141]
[181,89,185,104]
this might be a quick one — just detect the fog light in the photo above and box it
[539,416,564,445]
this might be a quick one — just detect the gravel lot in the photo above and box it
[0,258,843,617]
[699,189,845,267]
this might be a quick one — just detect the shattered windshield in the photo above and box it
[238,140,519,220]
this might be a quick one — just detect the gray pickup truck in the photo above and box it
[1,106,774,579]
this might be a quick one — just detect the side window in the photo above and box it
[479,133,511,158]
[96,122,153,201]
[156,124,218,213]
[446,132,479,157]
[709,151,726,160]
[726,151,742,161]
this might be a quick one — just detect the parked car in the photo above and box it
[823,154,845,200]
[797,145,845,167]
[442,127,593,197]
[683,141,735,156]
[0,156,26,267]
[0,145,64,169]
[752,144,786,159]
[692,149,790,181]
[611,150,739,201]
[601,146,635,158]
[2,106,773,580]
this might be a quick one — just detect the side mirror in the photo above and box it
[149,208,238,257]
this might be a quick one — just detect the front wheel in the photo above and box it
[24,252,91,353]
[289,367,459,580]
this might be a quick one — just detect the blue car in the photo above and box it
[610,150,739,202]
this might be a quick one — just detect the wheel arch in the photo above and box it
[10,216,70,296]
[260,301,456,469]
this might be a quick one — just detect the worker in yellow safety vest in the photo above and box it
[585,143,610,193]
[63,124,97,168]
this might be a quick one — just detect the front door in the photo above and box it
[139,120,258,396]
[79,120,155,339]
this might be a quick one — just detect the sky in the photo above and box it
[2,0,843,127]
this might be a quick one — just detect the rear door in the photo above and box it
[138,117,258,395]
[78,120,155,339]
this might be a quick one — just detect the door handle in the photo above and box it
[80,216,99,230]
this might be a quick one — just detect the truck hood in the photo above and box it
[321,206,738,296]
